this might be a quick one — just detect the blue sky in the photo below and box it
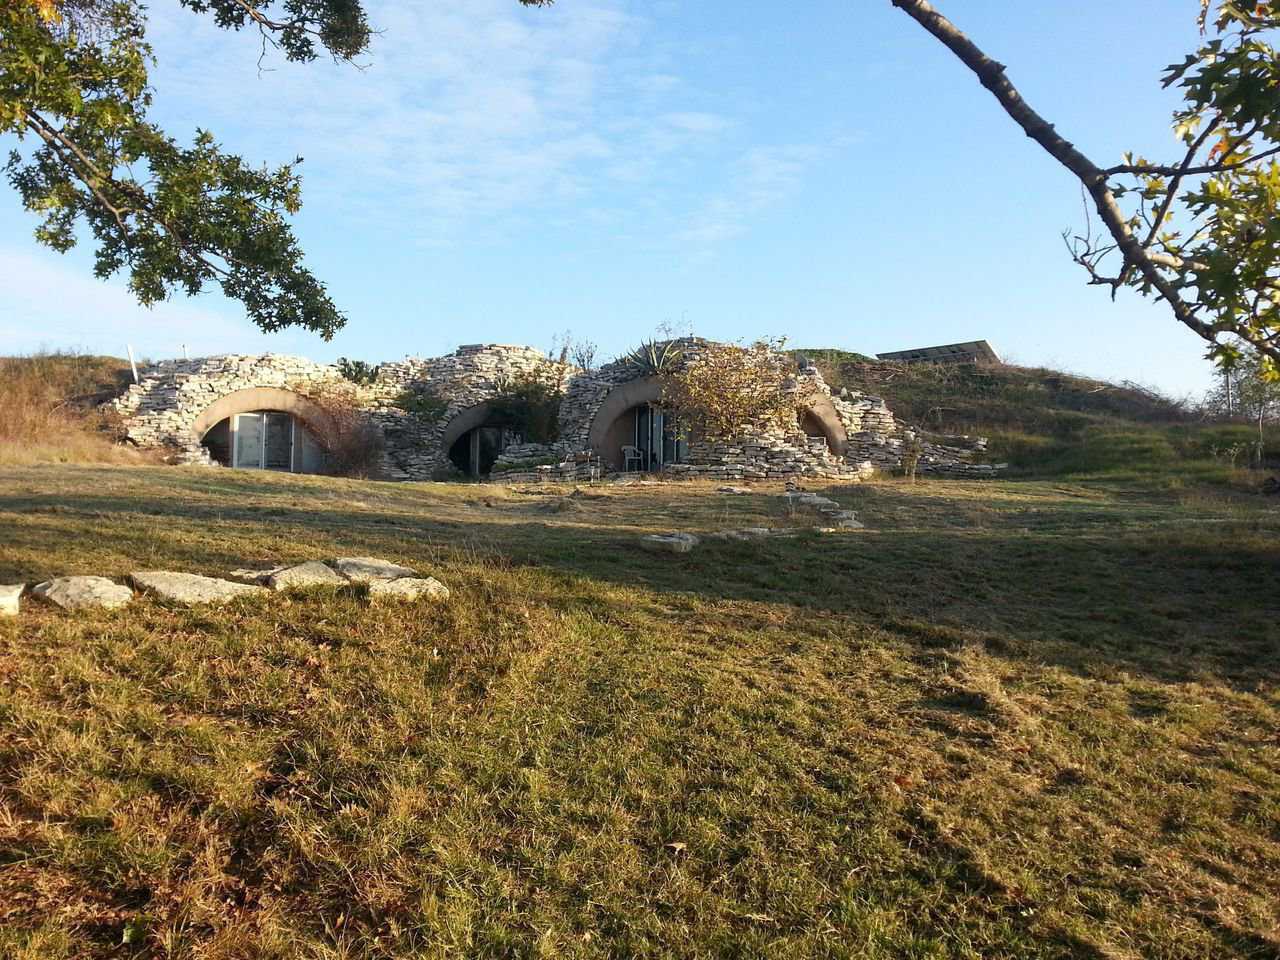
[1,0,1219,396]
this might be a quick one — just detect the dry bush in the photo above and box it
[0,353,148,465]
[295,381,386,479]
[662,339,797,439]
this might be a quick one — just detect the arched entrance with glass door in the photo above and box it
[587,377,689,472]
[193,387,330,474]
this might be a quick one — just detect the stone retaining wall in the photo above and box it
[110,340,1002,482]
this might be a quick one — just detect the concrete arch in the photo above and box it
[586,377,663,453]
[798,394,848,456]
[191,387,330,440]
[439,401,501,458]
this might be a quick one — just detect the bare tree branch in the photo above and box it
[889,0,1280,361]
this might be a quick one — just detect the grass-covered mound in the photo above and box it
[1,466,1277,958]
[0,353,150,466]
[804,353,1280,485]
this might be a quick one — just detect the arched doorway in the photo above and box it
[193,388,330,474]
[797,396,848,456]
[440,402,523,478]
[587,378,689,472]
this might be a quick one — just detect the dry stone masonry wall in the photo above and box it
[111,340,1001,482]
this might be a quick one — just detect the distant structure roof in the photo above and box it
[876,340,1001,365]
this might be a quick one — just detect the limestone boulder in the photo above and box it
[32,576,132,611]
[367,576,450,602]
[131,571,268,604]
[332,557,418,583]
[784,492,841,511]
[710,527,797,541]
[267,561,348,591]
[227,566,285,585]
[0,584,24,616]
[639,533,699,554]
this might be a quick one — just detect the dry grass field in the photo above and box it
[1,465,1278,958]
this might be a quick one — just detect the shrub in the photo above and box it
[396,387,448,421]
[620,339,682,377]
[335,357,381,385]
[662,339,797,440]
[489,370,564,444]
[294,382,385,479]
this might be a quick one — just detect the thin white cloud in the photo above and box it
[139,1,786,247]
[0,247,311,360]
[678,144,823,254]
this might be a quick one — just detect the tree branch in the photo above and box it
[889,0,1264,357]
[1104,140,1280,176]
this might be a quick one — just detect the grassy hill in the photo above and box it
[0,353,149,466]
[1,465,1278,958]
[802,351,1280,486]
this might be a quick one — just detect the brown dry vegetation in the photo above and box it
[0,465,1277,958]
[0,354,152,466]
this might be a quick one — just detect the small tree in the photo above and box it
[662,339,797,440]
[1203,351,1280,460]
[294,382,385,479]
[488,369,564,444]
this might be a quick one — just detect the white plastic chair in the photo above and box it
[622,445,645,472]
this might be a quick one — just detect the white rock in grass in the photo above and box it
[639,532,700,554]
[710,527,797,541]
[227,566,285,585]
[32,576,132,611]
[331,557,418,583]
[0,584,24,616]
[717,486,752,495]
[366,576,450,602]
[130,571,267,604]
[266,561,348,591]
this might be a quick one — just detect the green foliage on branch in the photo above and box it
[1069,2,1280,370]
[1,0,550,338]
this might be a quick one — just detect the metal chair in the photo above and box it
[622,445,645,472]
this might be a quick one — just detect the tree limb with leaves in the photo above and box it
[1,0,548,339]
[892,0,1280,375]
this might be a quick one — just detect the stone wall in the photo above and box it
[110,354,345,464]
[110,340,1002,482]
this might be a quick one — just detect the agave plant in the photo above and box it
[620,339,681,377]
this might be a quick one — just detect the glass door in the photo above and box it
[263,412,294,471]
[633,404,684,470]
[232,413,264,469]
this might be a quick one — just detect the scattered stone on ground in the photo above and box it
[130,571,268,604]
[825,510,866,529]
[266,561,349,591]
[332,556,418,583]
[367,576,451,601]
[717,486,752,495]
[784,492,841,511]
[228,566,285,585]
[710,527,798,541]
[0,584,24,616]
[640,532,700,554]
[32,576,132,611]
[537,497,581,514]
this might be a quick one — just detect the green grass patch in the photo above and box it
[0,466,1277,958]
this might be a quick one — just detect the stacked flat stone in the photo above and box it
[108,339,1003,484]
